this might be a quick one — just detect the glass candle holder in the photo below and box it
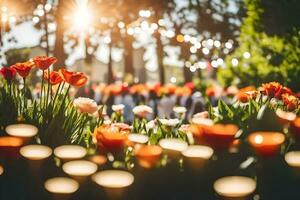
[181,145,214,169]
[248,132,285,156]
[159,138,188,159]
[214,176,256,200]
[54,145,87,162]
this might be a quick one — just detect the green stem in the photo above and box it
[23,78,26,115]
[41,71,45,111]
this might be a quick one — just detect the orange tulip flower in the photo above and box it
[11,61,34,78]
[59,68,88,87]
[48,71,64,85]
[33,56,57,70]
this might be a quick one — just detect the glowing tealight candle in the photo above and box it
[44,177,79,194]
[128,134,149,144]
[20,145,52,160]
[0,136,24,157]
[92,170,134,199]
[92,170,134,188]
[248,132,285,156]
[135,145,162,168]
[159,138,188,159]
[285,151,300,168]
[182,145,213,168]
[62,160,98,177]
[5,124,38,138]
[214,176,256,200]
[88,155,107,166]
[54,145,87,161]
[0,165,4,176]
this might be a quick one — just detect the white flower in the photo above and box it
[146,120,156,131]
[191,117,213,126]
[193,111,209,119]
[112,104,125,112]
[73,97,98,114]
[173,106,187,114]
[159,118,180,127]
[133,105,153,117]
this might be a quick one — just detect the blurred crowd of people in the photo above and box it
[68,82,235,123]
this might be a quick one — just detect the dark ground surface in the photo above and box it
[1,145,300,200]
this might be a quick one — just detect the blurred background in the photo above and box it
[0,0,299,90]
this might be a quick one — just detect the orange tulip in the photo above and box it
[260,82,292,99]
[33,56,57,70]
[11,61,34,77]
[282,93,299,111]
[237,87,257,103]
[49,71,64,85]
[60,68,88,87]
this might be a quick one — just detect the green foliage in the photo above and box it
[218,0,300,91]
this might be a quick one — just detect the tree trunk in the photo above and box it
[107,41,114,84]
[42,0,49,56]
[123,35,134,75]
[183,65,193,83]
[53,0,66,70]
[155,32,165,84]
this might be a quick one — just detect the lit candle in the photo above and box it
[248,132,285,156]
[62,160,98,177]
[285,151,300,168]
[20,145,52,160]
[202,124,238,149]
[0,165,4,176]
[291,117,300,139]
[0,136,24,157]
[88,155,107,166]
[159,138,188,159]
[128,134,149,144]
[182,145,214,169]
[276,109,296,126]
[54,145,87,161]
[92,170,134,199]
[135,145,162,168]
[5,124,38,138]
[214,176,256,200]
[44,177,79,194]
